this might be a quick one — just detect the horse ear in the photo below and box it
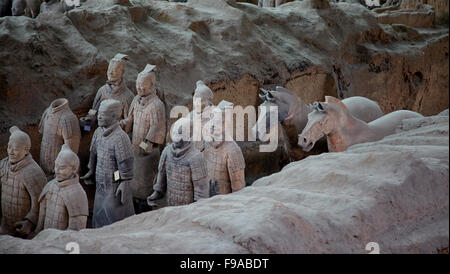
[317,102,326,112]
[259,88,268,101]
[266,91,276,101]
[325,96,348,112]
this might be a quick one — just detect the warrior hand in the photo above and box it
[147,191,163,204]
[119,118,129,130]
[15,220,33,236]
[143,141,154,154]
[116,181,129,205]
[81,170,94,185]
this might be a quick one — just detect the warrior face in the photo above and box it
[7,140,28,164]
[7,127,31,164]
[136,73,156,97]
[107,60,125,83]
[55,155,77,182]
[55,144,79,182]
[98,100,121,128]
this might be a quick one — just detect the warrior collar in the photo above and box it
[138,93,157,106]
[102,122,120,137]
[107,80,125,95]
[171,142,193,159]
[9,153,32,173]
[50,98,69,114]
[57,174,80,188]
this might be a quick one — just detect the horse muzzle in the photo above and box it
[298,135,315,152]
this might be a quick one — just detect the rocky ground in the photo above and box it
[0,109,447,253]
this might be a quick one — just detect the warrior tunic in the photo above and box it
[123,94,166,200]
[92,81,134,120]
[39,99,81,175]
[88,122,135,228]
[153,143,209,206]
[0,154,46,235]
[36,175,88,231]
[203,140,246,196]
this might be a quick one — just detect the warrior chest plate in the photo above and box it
[132,104,153,145]
[204,147,229,182]
[165,156,194,206]
[44,184,68,230]
[1,172,30,224]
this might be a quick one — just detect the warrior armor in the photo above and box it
[203,140,246,196]
[39,98,81,175]
[0,154,46,235]
[88,122,135,228]
[153,143,209,206]
[36,175,88,231]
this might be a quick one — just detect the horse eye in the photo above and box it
[317,103,325,112]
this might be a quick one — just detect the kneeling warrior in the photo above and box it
[148,118,209,206]
[82,99,135,228]
[34,144,88,235]
[0,126,46,237]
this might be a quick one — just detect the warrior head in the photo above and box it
[107,53,129,84]
[7,126,31,164]
[136,64,157,97]
[171,117,192,149]
[193,80,213,112]
[55,144,80,182]
[98,99,122,128]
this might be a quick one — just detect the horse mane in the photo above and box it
[325,96,349,113]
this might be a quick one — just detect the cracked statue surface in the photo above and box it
[80,53,134,130]
[39,98,81,176]
[121,64,166,212]
[148,117,209,207]
[81,99,135,228]
[0,126,46,238]
[33,144,88,237]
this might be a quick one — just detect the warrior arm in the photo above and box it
[68,216,88,231]
[23,171,47,226]
[191,153,209,201]
[34,197,46,234]
[91,86,105,112]
[227,147,246,192]
[152,146,168,195]
[0,157,7,181]
[63,185,89,230]
[115,135,134,181]
[121,97,137,133]
[145,100,166,145]
[87,129,100,173]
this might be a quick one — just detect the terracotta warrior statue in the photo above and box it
[190,80,214,151]
[120,64,166,213]
[80,53,134,132]
[34,144,88,235]
[0,126,46,237]
[203,107,246,196]
[81,99,135,228]
[39,98,81,177]
[148,117,209,207]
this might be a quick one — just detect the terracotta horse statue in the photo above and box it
[298,96,424,152]
[252,86,384,162]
